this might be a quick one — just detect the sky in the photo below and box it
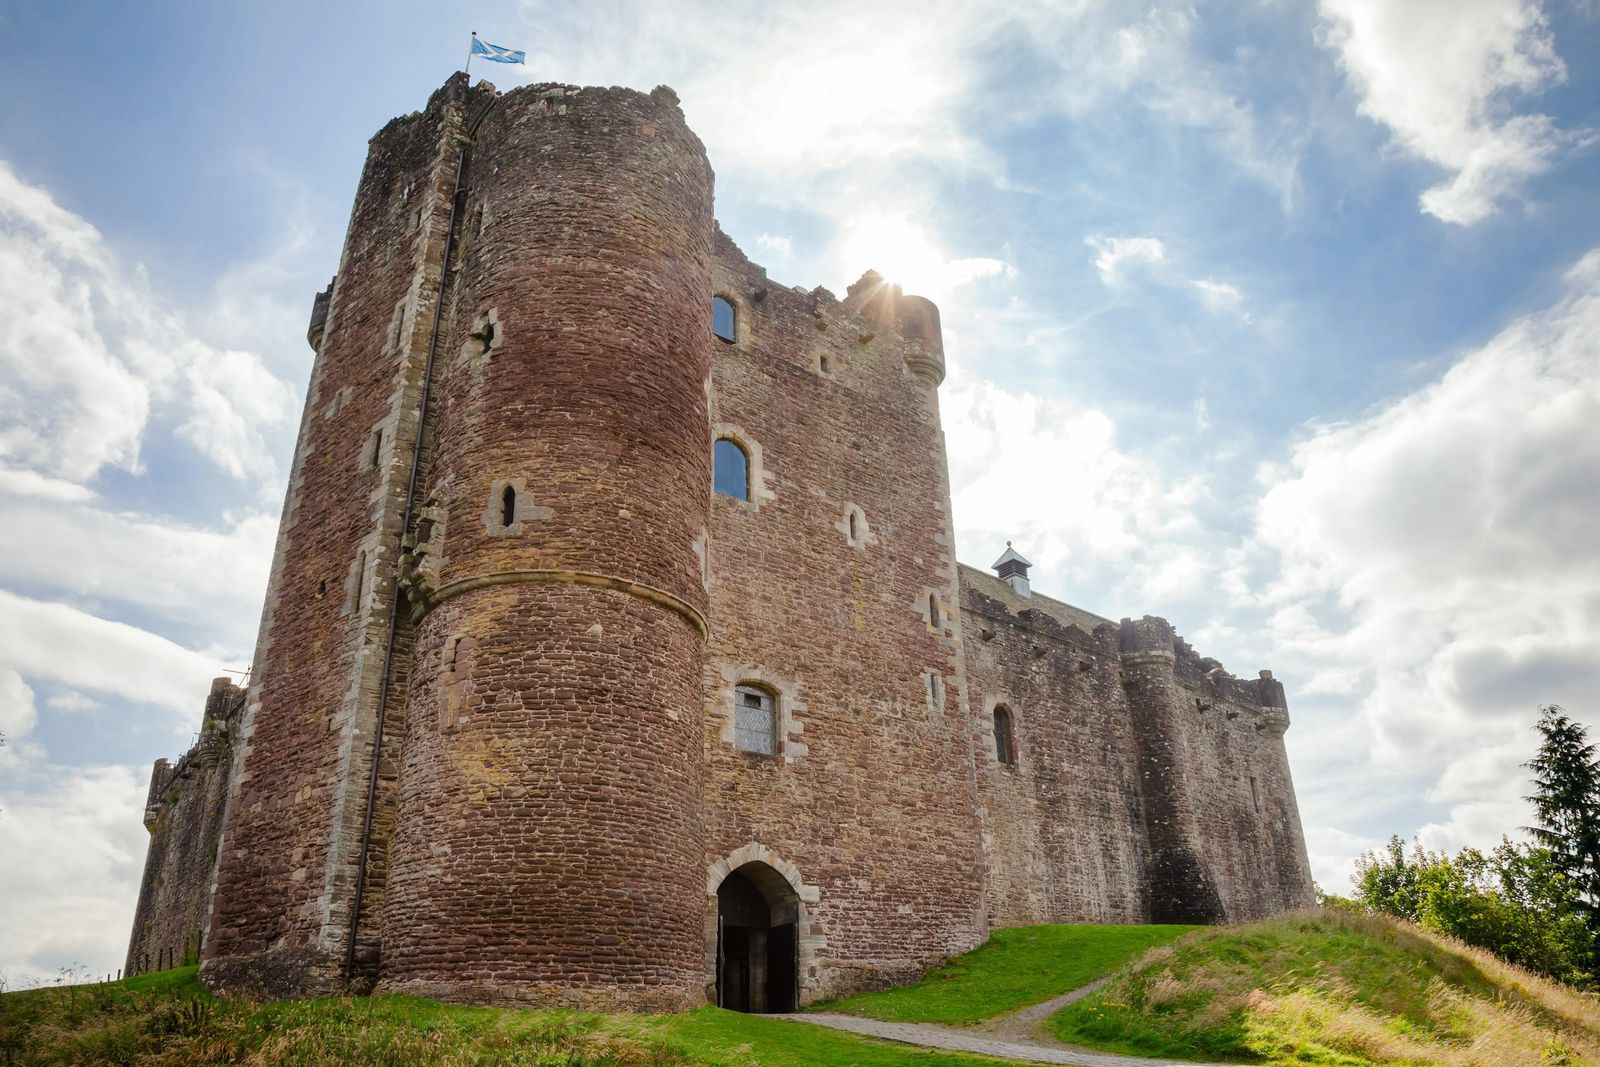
[0,0,1597,987]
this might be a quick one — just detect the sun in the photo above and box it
[839,214,950,298]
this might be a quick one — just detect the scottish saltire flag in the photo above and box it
[471,37,525,64]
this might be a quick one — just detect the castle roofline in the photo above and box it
[957,562,1112,632]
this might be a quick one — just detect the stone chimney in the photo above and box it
[992,542,1032,597]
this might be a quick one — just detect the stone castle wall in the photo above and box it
[203,75,499,998]
[126,679,244,976]
[701,235,988,1001]
[126,73,1316,1008]
[379,81,716,1010]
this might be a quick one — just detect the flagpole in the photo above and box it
[466,31,476,77]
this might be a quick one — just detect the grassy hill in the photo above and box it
[6,911,1596,1065]
[816,922,1200,1023]
[0,966,1014,1067]
[1049,909,1600,1066]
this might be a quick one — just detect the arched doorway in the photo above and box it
[716,861,798,1013]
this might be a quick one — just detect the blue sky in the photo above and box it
[1,0,1597,985]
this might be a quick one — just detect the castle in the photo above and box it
[126,73,1315,1011]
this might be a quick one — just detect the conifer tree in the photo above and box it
[1524,705,1600,950]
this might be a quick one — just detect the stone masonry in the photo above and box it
[127,72,1315,1010]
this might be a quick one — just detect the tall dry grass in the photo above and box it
[1052,908,1600,1067]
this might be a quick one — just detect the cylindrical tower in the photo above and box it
[380,83,715,1009]
[1254,671,1317,908]
[1120,615,1225,923]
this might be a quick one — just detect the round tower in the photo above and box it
[380,82,715,1008]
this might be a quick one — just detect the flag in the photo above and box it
[471,37,525,64]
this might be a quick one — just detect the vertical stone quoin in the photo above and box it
[379,82,715,1009]
[202,73,495,999]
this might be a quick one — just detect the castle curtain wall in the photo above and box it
[125,680,244,976]
[958,573,1151,925]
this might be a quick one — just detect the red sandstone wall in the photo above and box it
[203,76,492,997]
[702,235,988,1002]
[379,83,715,1010]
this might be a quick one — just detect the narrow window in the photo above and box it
[993,705,1017,766]
[500,484,516,528]
[368,427,383,469]
[929,594,941,630]
[819,353,831,374]
[733,684,777,755]
[848,510,859,541]
[713,438,750,500]
[1250,776,1262,814]
[712,296,737,343]
[480,319,496,353]
[347,551,367,614]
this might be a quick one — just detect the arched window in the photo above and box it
[734,683,778,755]
[714,438,750,500]
[500,484,516,527]
[993,705,1017,766]
[848,510,859,541]
[713,296,737,343]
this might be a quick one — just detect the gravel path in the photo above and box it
[782,980,1237,1067]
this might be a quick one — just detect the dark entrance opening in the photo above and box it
[716,861,799,1013]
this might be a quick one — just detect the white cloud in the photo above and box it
[510,0,1307,293]
[755,233,793,258]
[1086,235,1168,285]
[0,761,148,985]
[0,590,226,729]
[945,371,1204,596]
[0,485,275,648]
[1317,0,1575,223]
[0,160,298,487]
[1190,278,1249,320]
[0,670,39,764]
[1020,3,1306,204]
[1251,247,1600,864]
[1086,236,1252,321]
[45,691,100,714]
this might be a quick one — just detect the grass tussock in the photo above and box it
[1049,908,1600,1066]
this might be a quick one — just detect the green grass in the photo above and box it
[1047,909,1600,1067]
[641,1008,1030,1065]
[817,922,1201,1024]
[0,967,1018,1066]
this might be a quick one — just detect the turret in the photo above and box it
[306,278,333,350]
[991,542,1032,597]
[841,272,946,386]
